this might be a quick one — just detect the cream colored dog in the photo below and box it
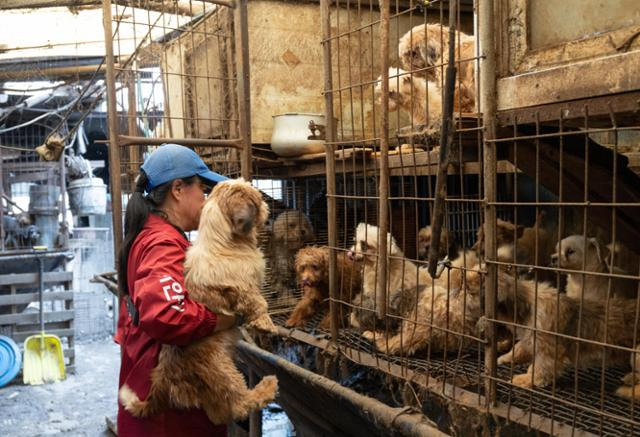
[398,23,476,112]
[551,235,637,300]
[347,223,427,332]
[375,67,442,130]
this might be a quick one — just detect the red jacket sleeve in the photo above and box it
[131,238,217,346]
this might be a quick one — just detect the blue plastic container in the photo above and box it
[0,335,22,387]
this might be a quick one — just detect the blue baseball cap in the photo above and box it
[141,143,228,191]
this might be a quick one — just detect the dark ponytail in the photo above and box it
[117,171,196,296]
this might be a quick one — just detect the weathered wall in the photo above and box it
[496,0,640,109]
[162,1,474,145]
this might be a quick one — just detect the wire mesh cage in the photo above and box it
[100,0,640,435]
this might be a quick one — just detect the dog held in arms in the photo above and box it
[119,179,278,424]
[268,210,315,306]
[285,246,362,329]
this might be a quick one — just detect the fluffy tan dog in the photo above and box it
[347,223,427,332]
[285,246,362,329]
[417,225,458,260]
[472,218,524,253]
[362,250,482,356]
[551,235,637,300]
[375,67,442,130]
[119,179,278,424]
[398,23,476,112]
[268,210,315,306]
[492,267,638,390]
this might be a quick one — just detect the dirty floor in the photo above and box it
[0,338,119,437]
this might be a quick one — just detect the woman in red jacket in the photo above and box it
[115,144,236,436]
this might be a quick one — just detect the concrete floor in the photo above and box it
[0,338,119,437]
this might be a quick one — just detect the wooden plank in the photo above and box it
[0,310,74,326]
[15,321,72,332]
[0,291,74,307]
[0,271,73,287]
[497,51,640,110]
[11,328,74,343]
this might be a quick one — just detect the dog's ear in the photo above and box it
[588,237,604,264]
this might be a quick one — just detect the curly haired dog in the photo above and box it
[417,225,458,260]
[551,235,638,300]
[285,246,362,329]
[268,210,315,306]
[119,179,278,424]
[362,250,482,356]
[375,67,442,130]
[346,223,427,332]
[491,264,638,390]
[398,23,476,112]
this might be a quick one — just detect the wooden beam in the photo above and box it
[11,328,74,343]
[0,0,206,15]
[0,310,74,326]
[0,64,111,81]
[0,291,74,307]
[0,271,73,287]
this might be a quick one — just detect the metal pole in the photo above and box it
[248,370,263,437]
[237,341,449,437]
[58,149,68,249]
[376,0,390,319]
[0,144,4,252]
[479,0,498,406]
[102,0,124,263]
[321,0,339,343]
[234,0,252,181]
[427,1,458,278]
[114,135,243,148]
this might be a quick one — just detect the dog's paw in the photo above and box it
[497,352,513,365]
[361,330,375,342]
[616,384,640,399]
[254,375,279,405]
[248,315,278,334]
[622,372,640,386]
[511,373,534,388]
[497,338,513,353]
[284,316,304,328]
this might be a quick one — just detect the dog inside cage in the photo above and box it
[70,0,640,435]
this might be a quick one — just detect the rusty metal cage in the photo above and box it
[102,0,251,259]
[262,1,640,436]
[101,0,640,435]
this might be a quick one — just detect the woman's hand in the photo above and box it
[213,313,238,332]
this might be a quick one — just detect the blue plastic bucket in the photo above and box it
[0,335,22,387]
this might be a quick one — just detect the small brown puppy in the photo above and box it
[417,225,458,260]
[119,179,278,424]
[268,210,315,306]
[472,218,525,253]
[285,246,362,329]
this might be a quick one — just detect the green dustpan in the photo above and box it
[23,247,66,385]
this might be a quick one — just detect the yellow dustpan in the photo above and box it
[23,247,66,385]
